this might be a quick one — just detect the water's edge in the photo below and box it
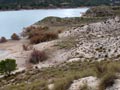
[0,8,89,38]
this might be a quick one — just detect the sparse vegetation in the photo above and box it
[37,16,108,27]
[22,44,29,51]
[84,6,120,17]
[53,76,74,90]
[2,80,49,90]
[57,36,78,49]
[29,49,47,64]
[22,44,32,51]
[0,60,120,90]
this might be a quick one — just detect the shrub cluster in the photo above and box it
[22,26,58,44]
[29,49,47,64]
[0,37,7,43]
[30,32,58,44]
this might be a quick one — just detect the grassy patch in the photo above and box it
[53,76,74,90]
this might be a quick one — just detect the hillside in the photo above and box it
[0,6,120,90]
[0,0,118,10]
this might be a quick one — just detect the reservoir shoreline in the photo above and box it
[0,7,89,38]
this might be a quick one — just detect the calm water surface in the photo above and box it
[0,8,88,38]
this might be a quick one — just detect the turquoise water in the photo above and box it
[0,8,88,38]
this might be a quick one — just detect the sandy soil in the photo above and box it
[0,39,30,68]
[0,39,69,69]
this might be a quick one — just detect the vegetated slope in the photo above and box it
[0,60,120,90]
[0,0,115,10]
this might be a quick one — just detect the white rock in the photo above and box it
[67,58,80,62]
[48,84,54,90]
[106,79,120,90]
[68,76,99,90]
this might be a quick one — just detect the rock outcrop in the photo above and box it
[68,76,99,90]
[59,17,120,61]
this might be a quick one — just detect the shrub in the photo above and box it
[22,44,28,51]
[58,30,62,33]
[22,44,32,51]
[0,59,17,76]
[29,49,47,64]
[22,25,58,44]
[30,35,45,44]
[30,32,58,44]
[11,33,20,40]
[0,37,7,43]
[44,32,58,41]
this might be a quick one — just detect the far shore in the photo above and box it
[0,6,90,12]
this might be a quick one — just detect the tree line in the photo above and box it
[0,0,118,10]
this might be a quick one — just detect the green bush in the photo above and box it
[0,59,17,76]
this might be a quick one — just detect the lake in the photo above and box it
[0,7,88,38]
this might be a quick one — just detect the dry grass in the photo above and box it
[2,80,49,90]
[57,36,78,49]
